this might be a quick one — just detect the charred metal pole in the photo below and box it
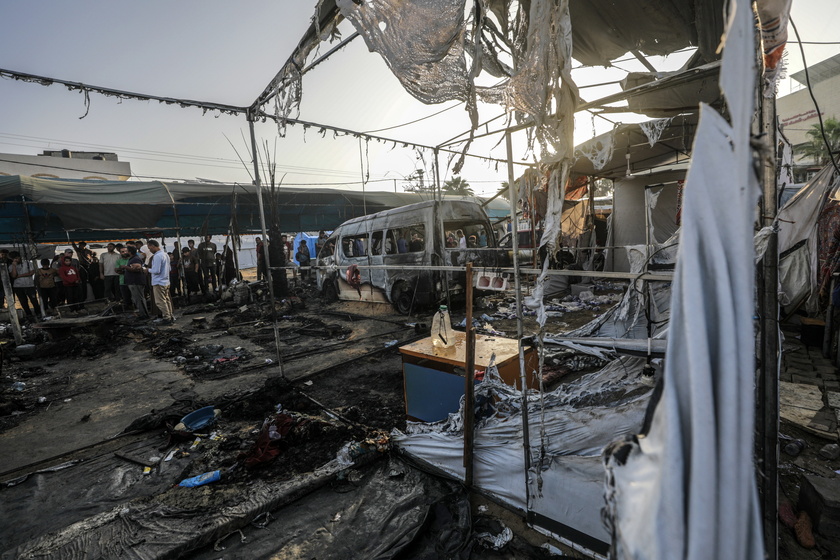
[231,190,241,278]
[506,131,533,490]
[160,182,185,300]
[463,262,476,487]
[759,86,779,560]
[434,148,442,202]
[248,113,285,378]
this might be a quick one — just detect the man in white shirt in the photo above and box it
[99,243,121,301]
[147,240,174,324]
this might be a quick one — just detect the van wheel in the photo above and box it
[391,282,413,315]
[322,281,338,302]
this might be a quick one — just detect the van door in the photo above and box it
[369,230,386,291]
[336,231,389,303]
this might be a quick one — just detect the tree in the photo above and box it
[496,182,510,201]
[403,169,434,193]
[442,176,474,196]
[796,117,840,166]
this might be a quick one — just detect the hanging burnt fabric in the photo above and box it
[335,0,473,108]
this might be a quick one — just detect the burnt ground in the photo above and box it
[0,279,631,558]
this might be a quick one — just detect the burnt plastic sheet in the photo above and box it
[0,436,186,557]
[188,458,553,560]
[188,458,461,560]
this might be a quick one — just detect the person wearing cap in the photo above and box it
[134,241,147,263]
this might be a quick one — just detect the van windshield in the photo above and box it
[443,221,490,249]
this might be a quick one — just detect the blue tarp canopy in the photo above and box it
[0,175,509,243]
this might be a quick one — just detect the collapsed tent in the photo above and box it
[393,357,655,555]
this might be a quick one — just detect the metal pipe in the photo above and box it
[463,262,475,487]
[506,131,532,492]
[248,114,285,378]
[759,85,779,560]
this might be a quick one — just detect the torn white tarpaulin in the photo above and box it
[603,0,764,557]
[574,132,615,171]
[639,118,674,148]
[754,225,775,264]
[776,165,840,314]
[393,357,652,553]
[563,232,676,341]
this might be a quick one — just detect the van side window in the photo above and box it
[443,221,490,248]
[407,225,425,253]
[371,231,384,255]
[385,231,398,255]
[342,234,368,258]
[386,226,423,254]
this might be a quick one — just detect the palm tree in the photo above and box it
[797,117,840,165]
[442,176,474,196]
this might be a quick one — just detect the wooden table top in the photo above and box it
[399,332,522,368]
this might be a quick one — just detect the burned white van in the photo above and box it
[315,200,509,314]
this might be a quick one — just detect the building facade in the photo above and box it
[0,149,132,180]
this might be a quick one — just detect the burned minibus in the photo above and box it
[315,200,509,314]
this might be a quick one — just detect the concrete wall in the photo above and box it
[777,72,840,162]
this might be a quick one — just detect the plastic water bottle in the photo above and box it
[431,305,454,348]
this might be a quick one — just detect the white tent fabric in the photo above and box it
[776,166,839,314]
[602,0,764,557]
[392,357,652,554]
[610,170,683,272]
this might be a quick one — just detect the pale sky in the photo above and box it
[0,1,837,197]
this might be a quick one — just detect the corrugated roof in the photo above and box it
[790,53,840,85]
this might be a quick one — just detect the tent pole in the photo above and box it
[248,114,285,378]
[463,262,475,487]
[434,148,442,202]
[506,131,533,499]
[358,138,368,216]
[160,182,185,301]
[759,88,779,560]
[231,190,241,280]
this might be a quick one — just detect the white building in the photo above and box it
[0,149,132,180]
[777,53,840,170]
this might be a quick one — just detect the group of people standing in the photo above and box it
[1,239,174,323]
[255,233,319,284]
[1,244,102,319]
[172,235,242,298]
